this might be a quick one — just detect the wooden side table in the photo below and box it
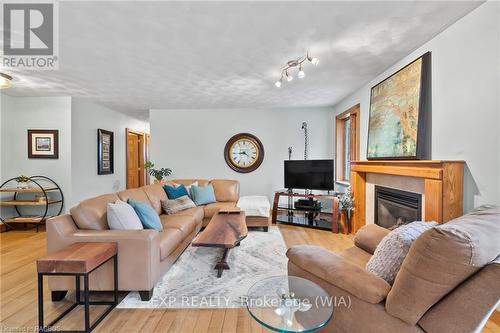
[36,242,118,333]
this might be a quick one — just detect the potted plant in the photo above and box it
[339,186,355,233]
[144,161,172,183]
[16,175,31,189]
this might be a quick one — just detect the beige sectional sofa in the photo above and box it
[46,179,269,301]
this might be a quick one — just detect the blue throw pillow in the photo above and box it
[128,199,163,231]
[164,184,189,199]
[190,184,217,206]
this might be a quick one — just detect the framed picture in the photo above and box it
[98,129,114,174]
[28,130,59,159]
[367,52,431,160]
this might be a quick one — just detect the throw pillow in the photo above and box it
[366,221,437,284]
[161,195,196,215]
[128,199,163,231]
[164,184,189,199]
[190,184,217,206]
[172,181,199,198]
[107,200,143,230]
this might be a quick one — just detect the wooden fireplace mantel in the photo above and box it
[350,160,464,233]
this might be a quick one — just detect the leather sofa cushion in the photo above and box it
[142,183,168,215]
[160,214,198,239]
[339,246,372,268]
[354,224,390,254]
[70,193,119,230]
[203,202,237,219]
[159,228,183,260]
[386,206,500,325]
[287,245,391,304]
[210,179,240,202]
[117,188,151,205]
[171,207,204,223]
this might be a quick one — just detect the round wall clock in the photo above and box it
[224,133,264,173]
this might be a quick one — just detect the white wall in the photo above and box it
[332,2,500,211]
[0,95,149,212]
[150,107,334,200]
[71,99,149,206]
[0,95,73,210]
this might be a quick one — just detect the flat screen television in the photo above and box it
[284,159,334,191]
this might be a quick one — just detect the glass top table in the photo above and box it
[246,276,333,333]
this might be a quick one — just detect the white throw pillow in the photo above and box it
[172,181,198,194]
[107,200,143,230]
[366,221,437,284]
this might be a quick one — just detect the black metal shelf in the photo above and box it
[0,176,64,232]
[276,215,332,231]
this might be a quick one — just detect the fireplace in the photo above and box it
[374,186,422,229]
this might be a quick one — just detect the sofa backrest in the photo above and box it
[70,193,119,230]
[142,183,168,215]
[418,255,500,333]
[209,179,240,202]
[117,187,151,205]
[385,206,500,325]
[170,179,209,187]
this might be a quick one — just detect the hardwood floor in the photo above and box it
[1,226,498,332]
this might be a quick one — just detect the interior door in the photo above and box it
[127,132,140,188]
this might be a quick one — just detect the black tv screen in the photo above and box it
[284,160,334,190]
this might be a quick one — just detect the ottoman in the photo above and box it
[237,196,271,231]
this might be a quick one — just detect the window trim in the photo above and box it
[336,104,360,184]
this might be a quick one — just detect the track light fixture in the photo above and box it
[274,51,318,88]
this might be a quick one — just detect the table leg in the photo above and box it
[75,276,80,303]
[215,248,230,278]
[38,273,44,332]
[84,274,90,332]
[113,255,118,304]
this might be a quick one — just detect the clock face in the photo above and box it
[224,133,264,173]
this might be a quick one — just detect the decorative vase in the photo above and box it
[153,179,162,184]
[17,181,29,189]
[346,210,352,234]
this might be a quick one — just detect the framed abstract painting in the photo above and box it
[367,52,431,160]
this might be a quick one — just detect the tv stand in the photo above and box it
[272,191,339,233]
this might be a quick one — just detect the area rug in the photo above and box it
[117,226,288,309]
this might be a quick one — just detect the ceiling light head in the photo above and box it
[0,73,13,89]
[297,65,305,78]
[309,57,319,66]
[285,71,293,82]
[275,80,282,88]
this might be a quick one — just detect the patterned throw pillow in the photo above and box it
[161,195,196,214]
[366,221,437,284]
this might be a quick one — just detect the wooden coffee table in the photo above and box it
[192,210,247,277]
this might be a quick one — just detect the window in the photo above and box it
[336,104,360,183]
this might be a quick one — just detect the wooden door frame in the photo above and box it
[335,104,360,185]
[126,128,146,189]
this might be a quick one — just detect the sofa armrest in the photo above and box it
[46,215,161,291]
[287,245,391,304]
[354,224,390,254]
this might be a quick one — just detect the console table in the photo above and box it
[272,191,340,233]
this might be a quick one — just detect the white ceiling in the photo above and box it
[2,1,482,119]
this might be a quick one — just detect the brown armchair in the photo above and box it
[287,207,500,333]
